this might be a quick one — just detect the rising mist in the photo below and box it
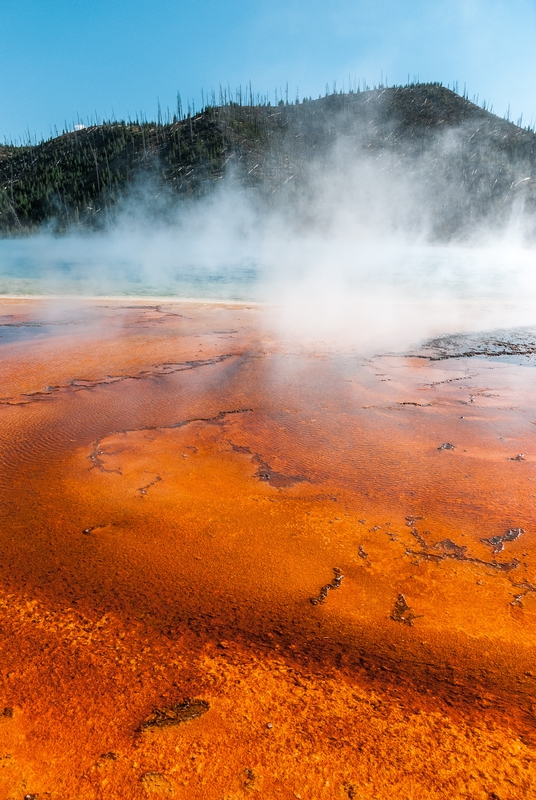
[1,87,536,353]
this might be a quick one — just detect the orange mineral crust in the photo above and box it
[1,298,536,799]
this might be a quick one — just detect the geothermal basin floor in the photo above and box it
[0,298,536,799]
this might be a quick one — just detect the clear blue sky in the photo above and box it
[1,0,535,143]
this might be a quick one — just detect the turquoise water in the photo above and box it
[1,232,535,312]
[0,236,261,301]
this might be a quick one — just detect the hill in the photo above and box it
[1,84,536,238]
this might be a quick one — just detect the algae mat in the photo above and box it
[0,298,535,799]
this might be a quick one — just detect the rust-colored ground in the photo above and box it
[1,298,535,800]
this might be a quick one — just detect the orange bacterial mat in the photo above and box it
[0,298,535,799]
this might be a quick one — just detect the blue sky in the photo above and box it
[1,0,535,142]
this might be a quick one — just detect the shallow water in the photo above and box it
[1,233,535,301]
[0,235,260,300]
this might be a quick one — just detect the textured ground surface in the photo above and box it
[1,298,536,800]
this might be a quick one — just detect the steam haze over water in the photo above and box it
[1,135,536,353]
[2,238,535,355]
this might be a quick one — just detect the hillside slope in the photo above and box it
[1,84,535,238]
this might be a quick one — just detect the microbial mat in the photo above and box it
[1,297,536,799]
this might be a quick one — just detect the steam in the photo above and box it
[1,118,536,354]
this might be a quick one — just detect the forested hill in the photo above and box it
[1,84,536,238]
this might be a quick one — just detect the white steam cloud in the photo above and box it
[1,123,535,354]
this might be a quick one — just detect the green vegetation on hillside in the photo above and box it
[1,84,535,237]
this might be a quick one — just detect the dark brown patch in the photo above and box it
[139,698,209,731]
[391,594,420,626]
